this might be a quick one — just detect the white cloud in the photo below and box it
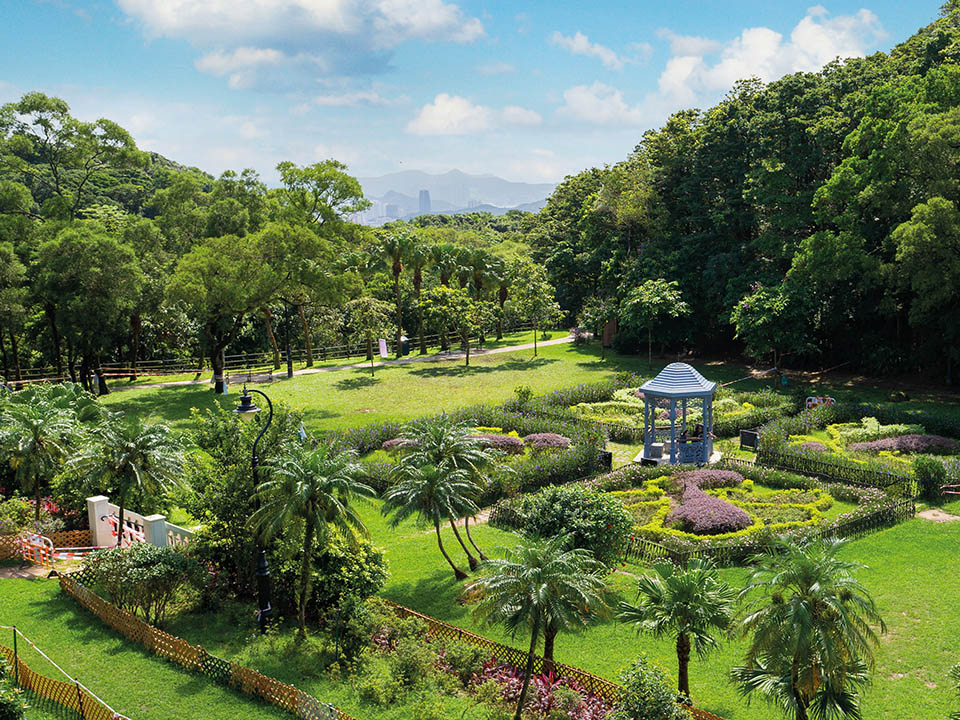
[657,6,886,102]
[117,0,484,87]
[551,31,627,71]
[407,94,541,135]
[476,61,515,75]
[557,82,646,126]
[312,90,394,107]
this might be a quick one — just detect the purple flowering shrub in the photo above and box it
[666,483,752,535]
[800,441,829,453]
[471,661,613,720]
[675,469,744,490]
[523,433,572,451]
[849,434,960,455]
[469,433,526,454]
[381,437,415,452]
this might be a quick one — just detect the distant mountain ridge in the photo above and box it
[354,169,555,224]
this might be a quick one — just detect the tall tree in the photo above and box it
[507,262,561,357]
[375,229,412,358]
[406,240,431,354]
[578,295,618,360]
[618,558,735,701]
[344,296,393,376]
[273,160,370,226]
[0,242,27,382]
[620,279,690,368]
[732,538,885,720]
[469,535,608,720]
[249,444,374,639]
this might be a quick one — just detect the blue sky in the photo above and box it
[0,1,943,185]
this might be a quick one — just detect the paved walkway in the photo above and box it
[116,334,575,392]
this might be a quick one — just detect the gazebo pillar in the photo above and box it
[704,395,713,461]
[643,397,651,458]
[669,399,677,464]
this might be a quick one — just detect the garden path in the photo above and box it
[917,508,960,522]
[113,334,575,392]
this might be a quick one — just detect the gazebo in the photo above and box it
[637,363,717,465]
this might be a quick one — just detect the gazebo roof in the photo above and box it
[640,362,716,398]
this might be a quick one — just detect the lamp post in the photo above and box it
[234,385,273,633]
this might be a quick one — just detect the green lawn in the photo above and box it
[0,580,292,720]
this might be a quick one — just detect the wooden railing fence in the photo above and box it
[59,575,355,720]
[0,626,129,720]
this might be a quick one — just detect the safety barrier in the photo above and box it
[0,530,92,561]
[0,625,129,719]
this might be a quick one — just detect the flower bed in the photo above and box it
[849,434,960,454]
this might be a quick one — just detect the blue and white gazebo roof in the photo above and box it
[640,362,716,398]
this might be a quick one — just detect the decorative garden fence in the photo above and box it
[59,574,355,720]
[0,625,129,719]
[0,530,91,561]
[382,600,727,720]
[86,495,193,549]
[755,450,914,494]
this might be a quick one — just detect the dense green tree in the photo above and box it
[421,285,494,366]
[730,282,813,369]
[374,229,412,358]
[274,160,369,226]
[618,558,735,701]
[507,263,561,357]
[344,296,393,375]
[619,279,689,368]
[0,241,27,381]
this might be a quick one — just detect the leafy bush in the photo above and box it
[470,434,526,454]
[523,433,571,451]
[356,656,404,706]
[915,456,948,503]
[0,672,27,720]
[388,637,436,687]
[850,434,959,455]
[666,483,752,536]
[800,441,829,452]
[611,656,690,720]
[827,417,926,446]
[508,484,633,565]
[84,544,204,625]
[674,469,744,490]
[438,638,487,687]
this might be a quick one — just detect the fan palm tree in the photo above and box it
[406,241,431,355]
[249,444,374,639]
[469,535,608,720]
[398,416,500,565]
[731,538,885,720]
[374,229,412,358]
[0,400,76,522]
[381,462,478,580]
[617,557,736,701]
[73,415,186,546]
[487,257,510,341]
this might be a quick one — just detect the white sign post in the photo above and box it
[378,338,388,359]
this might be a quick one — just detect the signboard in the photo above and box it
[378,338,388,358]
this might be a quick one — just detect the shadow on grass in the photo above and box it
[334,375,382,391]
[382,570,476,625]
[410,357,558,378]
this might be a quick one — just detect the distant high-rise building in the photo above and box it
[419,189,431,213]
[385,204,401,219]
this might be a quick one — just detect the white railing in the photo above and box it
[86,495,194,549]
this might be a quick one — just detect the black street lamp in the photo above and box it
[234,384,273,633]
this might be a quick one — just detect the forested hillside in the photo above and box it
[2,3,960,389]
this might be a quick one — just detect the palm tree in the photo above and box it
[731,538,885,720]
[468,248,493,347]
[429,243,459,350]
[406,241,431,355]
[375,230,412,358]
[469,535,608,720]
[249,445,374,639]
[74,416,186,546]
[617,557,735,701]
[0,401,76,522]
[397,416,500,564]
[381,463,477,580]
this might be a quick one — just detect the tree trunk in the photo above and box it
[298,304,313,367]
[677,632,691,700]
[367,337,375,377]
[298,519,316,639]
[45,305,63,379]
[513,623,541,720]
[416,273,427,355]
[435,520,467,580]
[263,307,281,370]
[66,339,77,383]
[449,518,478,570]
[116,499,125,547]
[533,321,538,357]
[497,287,507,341]
[7,330,21,382]
[79,355,90,392]
[211,346,227,394]
[34,483,42,523]
[94,364,110,395]
[284,303,293,378]
[394,272,403,359]
[464,516,487,560]
[0,331,8,381]
[543,621,557,666]
[464,333,470,367]
[129,313,141,379]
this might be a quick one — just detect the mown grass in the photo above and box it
[0,580,291,720]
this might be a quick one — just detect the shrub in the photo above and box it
[438,638,487,687]
[915,457,948,503]
[84,544,204,625]
[523,433,571,451]
[611,656,691,720]
[509,484,633,566]
[0,498,40,536]
[470,434,526,454]
[388,637,437,687]
[0,674,27,720]
[666,484,752,536]
[356,656,404,706]
[800,441,829,453]
[674,469,744,490]
[850,434,960,455]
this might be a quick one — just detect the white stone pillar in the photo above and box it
[143,514,168,547]
[86,496,110,547]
